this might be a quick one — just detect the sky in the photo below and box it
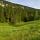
[6,0,40,9]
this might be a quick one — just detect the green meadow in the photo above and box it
[0,20,40,40]
[0,1,40,40]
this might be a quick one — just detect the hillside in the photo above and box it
[0,0,40,24]
[0,0,40,40]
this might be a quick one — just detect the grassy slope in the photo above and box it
[0,20,40,40]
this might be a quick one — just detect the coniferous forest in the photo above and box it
[0,1,40,24]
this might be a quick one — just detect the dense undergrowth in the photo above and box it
[0,20,40,40]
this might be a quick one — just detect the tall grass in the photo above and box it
[0,20,40,40]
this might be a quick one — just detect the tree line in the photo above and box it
[0,1,40,24]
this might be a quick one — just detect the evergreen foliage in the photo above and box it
[0,1,40,24]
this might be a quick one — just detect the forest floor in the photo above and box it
[0,20,40,40]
